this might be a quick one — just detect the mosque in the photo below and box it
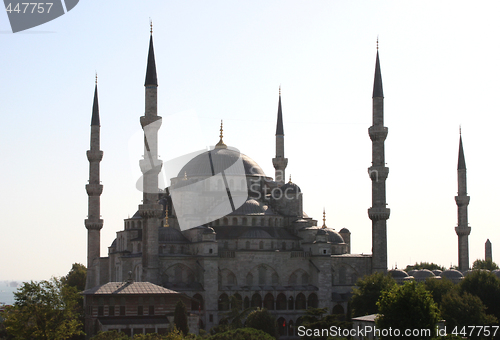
[82,31,472,336]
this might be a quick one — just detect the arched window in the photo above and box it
[295,293,306,310]
[301,273,309,285]
[276,293,287,310]
[223,217,228,225]
[264,293,274,310]
[232,217,238,225]
[232,294,242,310]
[218,294,229,311]
[227,273,236,286]
[251,293,262,308]
[246,273,253,286]
[307,293,318,308]
[288,320,295,337]
[288,296,294,310]
[244,296,250,309]
[245,241,250,249]
[259,241,264,250]
[258,266,266,285]
[252,218,256,226]
[289,273,297,285]
[242,217,247,226]
[332,304,345,315]
[277,317,286,337]
[269,218,274,227]
[191,294,204,311]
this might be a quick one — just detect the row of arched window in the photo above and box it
[217,293,318,311]
[220,269,309,286]
[212,217,282,227]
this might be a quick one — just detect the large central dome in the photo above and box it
[177,147,266,178]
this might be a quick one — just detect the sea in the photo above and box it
[0,284,19,306]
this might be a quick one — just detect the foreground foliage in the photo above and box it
[3,277,83,340]
[376,281,440,340]
[350,272,395,317]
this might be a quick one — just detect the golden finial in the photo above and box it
[164,204,169,228]
[279,85,281,96]
[215,120,227,148]
[183,171,187,180]
[150,18,153,34]
[376,36,379,50]
[459,125,462,136]
[288,174,292,184]
[322,208,327,228]
[95,72,97,85]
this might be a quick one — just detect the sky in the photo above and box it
[1,1,500,281]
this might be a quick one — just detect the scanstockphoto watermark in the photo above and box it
[297,325,440,338]
[3,0,79,33]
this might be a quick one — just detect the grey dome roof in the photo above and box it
[317,229,327,235]
[241,229,273,239]
[177,148,265,177]
[325,229,344,244]
[389,269,409,278]
[159,227,190,243]
[339,228,350,234]
[441,269,464,279]
[413,269,435,278]
[229,199,278,216]
[432,269,443,276]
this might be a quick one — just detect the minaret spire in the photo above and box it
[272,86,288,184]
[368,46,389,273]
[139,29,163,284]
[455,132,471,272]
[85,82,104,289]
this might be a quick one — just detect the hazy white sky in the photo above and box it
[1,1,500,280]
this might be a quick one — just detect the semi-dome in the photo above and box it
[325,229,344,244]
[229,199,278,216]
[389,269,409,278]
[159,227,190,243]
[280,181,301,193]
[177,148,265,178]
[441,269,464,280]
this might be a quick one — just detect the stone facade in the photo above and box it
[85,34,390,337]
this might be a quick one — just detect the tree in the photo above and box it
[174,300,189,335]
[459,270,500,320]
[90,330,130,339]
[404,262,445,272]
[245,308,277,339]
[62,263,87,292]
[207,328,275,340]
[423,277,455,307]
[299,308,351,340]
[350,272,396,317]
[219,295,255,329]
[440,291,497,338]
[3,278,83,340]
[376,281,440,340]
[472,259,499,271]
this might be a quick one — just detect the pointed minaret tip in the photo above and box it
[276,87,284,135]
[144,26,158,87]
[458,132,466,170]
[91,82,100,126]
[372,41,384,98]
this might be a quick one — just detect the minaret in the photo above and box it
[139,26,163,284]
[85,78,103,289]
[272,87,288,185]
[455,132,471,272]
[368,45,390,273]
[485,239,492,262]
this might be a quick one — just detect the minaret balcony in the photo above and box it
[86,150,103,162]
[455,196,470,207]
[139,159,163,175]
[272,157,288,169]
[140,115,162,128]
[139,203,163,218]
[455,226,471,236]
[368,166,389,181]
[368,126,388,142]
[86,184,103,196]
[368,207,390,221]
[85,219,103,230]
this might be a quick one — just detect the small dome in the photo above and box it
[413,269,435,278]
[280,182,301,193]
[389,269,409,278]
[229,199,278,216]
[441,269,464,279]
[492,269,500,279]
[432,269,443,276]
[159,227,190,243]
[203,226,216,234]
[110,239,117,248]
[317,229,327,235]
[325,229,345,244]
[339,228,350,234]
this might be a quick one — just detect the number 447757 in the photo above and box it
[5,3,53,14]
